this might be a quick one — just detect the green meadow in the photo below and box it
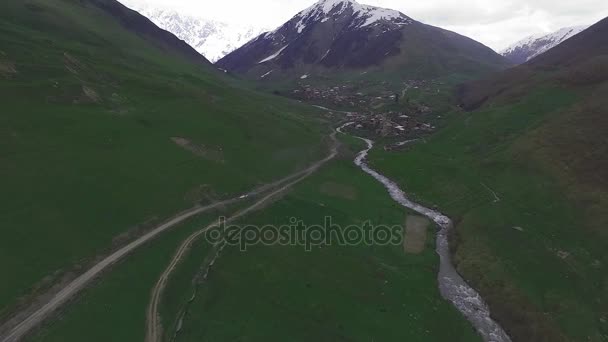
[370,86,608,341]
[173,143,480,341]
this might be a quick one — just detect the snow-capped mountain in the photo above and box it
[119,0,267,62]
[218,0,508,80]
[501,26,588,64]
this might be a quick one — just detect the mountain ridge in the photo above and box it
[119,0,268,62]
[92,0,212,65]
[501,26,588,64]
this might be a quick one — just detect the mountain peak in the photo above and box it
[293,0,411,34]
[312,0,356,13]
[315,0,355,8]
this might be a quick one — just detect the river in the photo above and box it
[338,123,511,342]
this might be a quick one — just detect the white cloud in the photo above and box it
[123,0,608,51]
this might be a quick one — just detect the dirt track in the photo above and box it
[145,131,339,342]
[0,199,238,342]
[0,131,339,342]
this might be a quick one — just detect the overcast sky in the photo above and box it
[127,0,608,51]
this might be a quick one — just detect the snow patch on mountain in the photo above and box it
[260,70,274,78]
[259,45,289,64]
[501,26,588,63]
[119,0,268,62]
[357,5,409,27]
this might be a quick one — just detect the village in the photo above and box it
[290,79,442,147]
[291,78,443,109]
[335,110,437,150]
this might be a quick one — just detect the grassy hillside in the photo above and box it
[371,19,608,342]
[0,0,327,321]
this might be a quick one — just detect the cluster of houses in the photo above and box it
[345,111,436,138]
[290,78,445,144]
[292,84,375,108]
[292,78,445,111]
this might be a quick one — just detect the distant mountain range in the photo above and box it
[501,26,588,64]
[217,0,509,81]
[119,0,267,62]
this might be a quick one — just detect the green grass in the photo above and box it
[24,138,480,342]
[171,141,480,341]
[370,86,608,341]
[26,209,225,342]
[0,0,328,319]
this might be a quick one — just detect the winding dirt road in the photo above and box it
[145,131,339,342]
[0,132,339,342]
[0,201,237,342]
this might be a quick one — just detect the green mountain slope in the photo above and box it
[372,19,608,342]
[459,17,608,110]
[0,0,326,320]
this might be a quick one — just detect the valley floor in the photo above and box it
[24,132,481,342]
